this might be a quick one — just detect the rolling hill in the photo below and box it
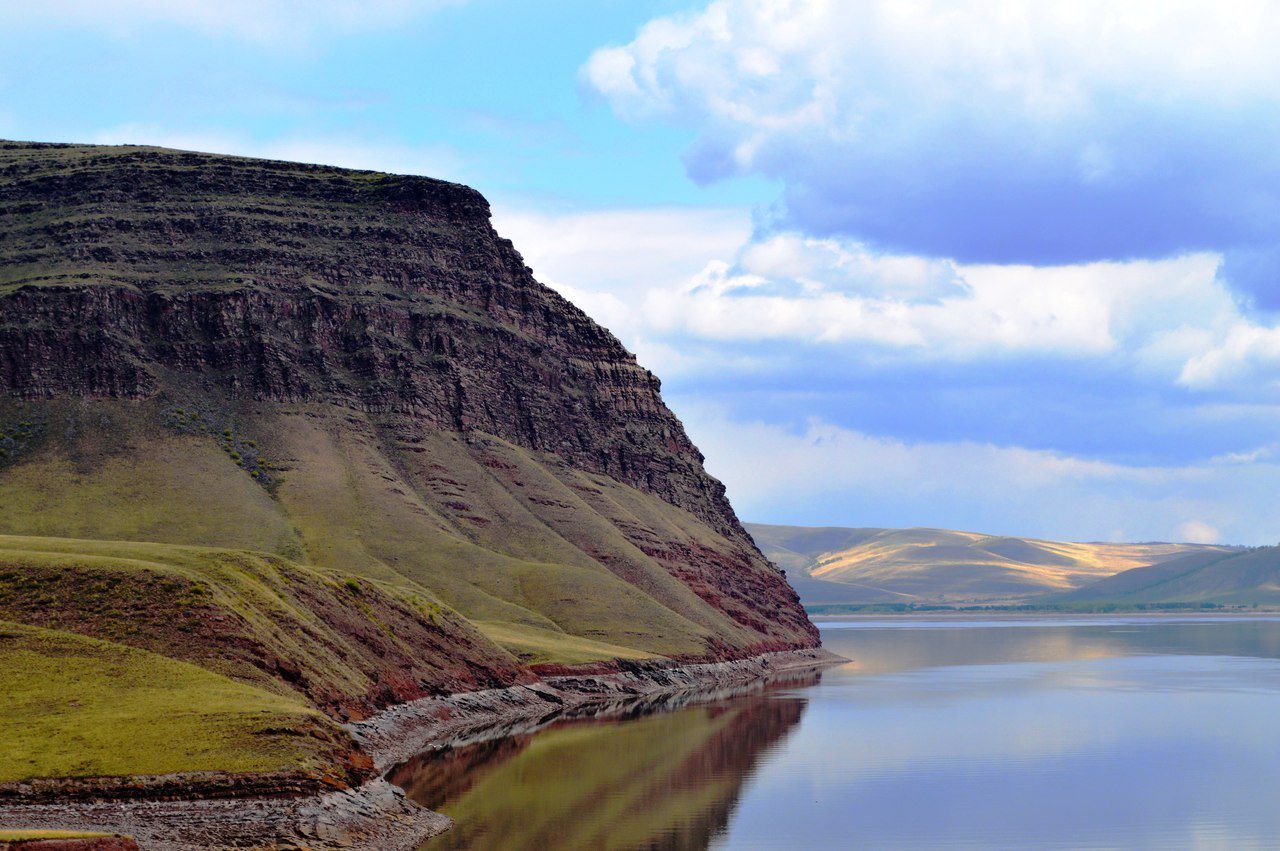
[747,523,1234,606]
[1050,546,1280,607]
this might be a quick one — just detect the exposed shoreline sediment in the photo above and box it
[354,647,842,771]
[0,647,842,850]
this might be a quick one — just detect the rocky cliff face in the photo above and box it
[0,140,818,674]
[1,140,745,540]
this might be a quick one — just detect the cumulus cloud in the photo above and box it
[649,249,1236,362]
[493,206,751,304]
[1178,520,1222,544]
[492,205,752,374]
[584,0,1280,274]
[3,0,461,44]
[501,205,1239,372]
[732,232,964,301]
[497,203,1280,503]
[1178,321,1280,389]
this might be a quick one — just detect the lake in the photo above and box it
[390,615,1280,850]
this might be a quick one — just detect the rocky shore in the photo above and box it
[0,836,139,851]
[353,647,842,771]
[0,648,841,850]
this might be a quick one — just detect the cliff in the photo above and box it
[0,140,746,541]
[0,139,817,784]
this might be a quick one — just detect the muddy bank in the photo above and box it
[0,779,447,851]
[0,648,840,850]
[354,647,843,771]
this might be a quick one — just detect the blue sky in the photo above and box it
[5,0,1280,545]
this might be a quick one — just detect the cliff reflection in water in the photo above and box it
[392,689,811,851]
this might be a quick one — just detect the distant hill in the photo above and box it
[746,523,1235,606]
[1050,546,1280,606]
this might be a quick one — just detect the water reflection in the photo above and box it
[394,688,811,850]
[393,617,1280,850]
[819,616,1280,676]
[716,617,1280,850]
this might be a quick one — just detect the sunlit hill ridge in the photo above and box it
[747,524,1243,608]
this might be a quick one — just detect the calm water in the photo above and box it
[391,616,1280,850]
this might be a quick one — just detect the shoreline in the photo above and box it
[0,647,841,850]
[353,646,842,772]
[812,610,1280,622]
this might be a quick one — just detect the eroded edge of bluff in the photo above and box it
[0,139,763,550]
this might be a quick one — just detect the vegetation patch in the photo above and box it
[0,620,349,783]
[475,620,656,667]
[0,412,45,467]
[0,536,523,718]
[0,399,809,679]
[162,405,279,490]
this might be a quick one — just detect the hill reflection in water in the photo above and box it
[391,685,812,851]
[392,617,1280,850]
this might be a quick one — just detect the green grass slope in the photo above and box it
[0,620,350,785]
[0,399,804,666]
[0,534,523,719]
[0,399,809,785]
[747,523,1234,606]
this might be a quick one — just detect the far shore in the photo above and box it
[811,608,1280,621]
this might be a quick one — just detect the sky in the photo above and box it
[4,0,1280,545]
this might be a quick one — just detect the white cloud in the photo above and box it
[673,401,1275,545]
[583,0,1280,264]
[499,202,1236,369]
[492,206,751,299]
[1178,321,1280,389]
[1211,445,1277,465]
[89,125,462,180]
[589,0,1280,137]
[1178,520,1222,544]
[492,205,752,375]
[3,0,462,44]
[734,232,963,300]
[493,203,1280,406]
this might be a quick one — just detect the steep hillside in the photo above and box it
[0,140,817,788]
[747,523,1232,605]
[1052,546,1280,606]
